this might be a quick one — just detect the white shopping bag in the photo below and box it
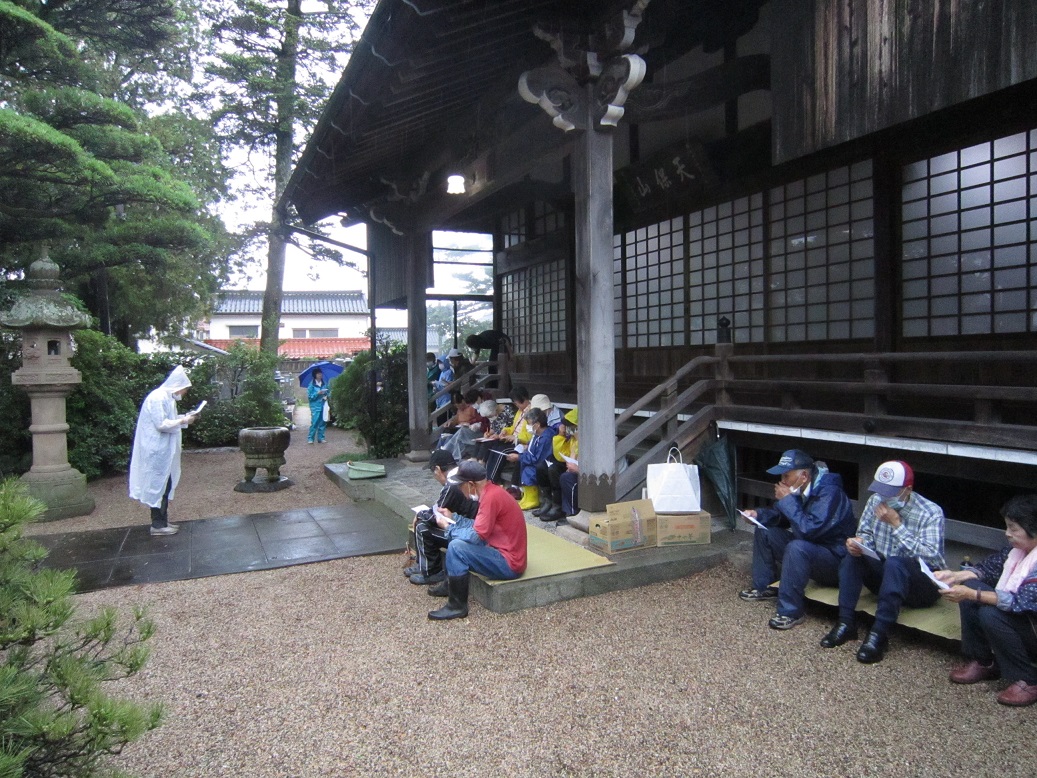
[646,447,701,513]
[322,400,330,422]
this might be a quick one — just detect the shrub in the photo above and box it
[0,332,31,477]
[0,479,162,776]
[329,340,408,459]
[182,341,284,448]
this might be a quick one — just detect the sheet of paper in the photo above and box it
[190,400,207,415]
[918,557,951,590]
[411,504,430,513]
[848,538,881,560]
[433,506,456,525]
[474,437,495,443]
[738,509,767,530]
[562,455,579,466]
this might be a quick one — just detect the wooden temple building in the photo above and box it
[282,0,1037,542]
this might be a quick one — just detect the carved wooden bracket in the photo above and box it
[518,1,650,131]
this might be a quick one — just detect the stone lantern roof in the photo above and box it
[0,248,93,331]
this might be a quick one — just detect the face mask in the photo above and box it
[886,497,906,511]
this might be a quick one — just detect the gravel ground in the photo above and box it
[25,408,1034,776]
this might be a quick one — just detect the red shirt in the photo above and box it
[474,482,527,574]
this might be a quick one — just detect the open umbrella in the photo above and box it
[298,360,345,388]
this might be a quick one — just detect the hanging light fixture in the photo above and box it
[446,174,466,194]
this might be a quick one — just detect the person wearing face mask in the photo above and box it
[738,449,857,631]
[427,460,527,620]
[128,365,200,536]
[405,449,480,586]
[936,495,1037,707]
[820,460,946,663]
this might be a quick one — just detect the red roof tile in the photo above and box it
[204,338,371,358]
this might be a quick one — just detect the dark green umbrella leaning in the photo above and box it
[693,432,737,530]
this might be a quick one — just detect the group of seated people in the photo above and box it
[433,384,581,526]
[740,448,1037,708]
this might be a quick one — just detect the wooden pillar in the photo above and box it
[575,86,617,512]
[405,233,432,460]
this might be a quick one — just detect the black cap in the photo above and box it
[453,460,487,483]
[766,449,814,475]
[427,449,456,471]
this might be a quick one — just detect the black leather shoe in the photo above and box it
[856,631,888,664]
[820,622,857,648]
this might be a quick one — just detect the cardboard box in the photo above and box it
[589,499,658,553]
[656,511,711,546]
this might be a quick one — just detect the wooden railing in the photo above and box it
[428,360,496,429]
[614,347,1037,500]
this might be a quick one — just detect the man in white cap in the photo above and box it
[820,460,946,663]
[128,365,200,536]
[529,393,562,431]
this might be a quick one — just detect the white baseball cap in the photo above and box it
[869,460,914,498]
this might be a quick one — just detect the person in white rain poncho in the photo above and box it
[128,365,199,536]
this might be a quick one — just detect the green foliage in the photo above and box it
[329,340,408,459]
[181,341,285,448]
[0,0,237,345]
[0,478,162,776]
[0,332,31,478]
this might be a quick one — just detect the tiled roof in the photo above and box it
[204,338,371,358]
[214,290,368,315]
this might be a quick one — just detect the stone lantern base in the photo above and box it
[22,468,95,521]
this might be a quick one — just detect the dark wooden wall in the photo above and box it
[772,0,1037,163]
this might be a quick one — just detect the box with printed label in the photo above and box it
[656,511,711,546]
[589,500,658,553]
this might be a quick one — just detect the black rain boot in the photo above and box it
[428,574,470,620]
[531,488,553,517]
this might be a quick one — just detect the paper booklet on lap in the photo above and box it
[849,538,881,560]
[919,557,950,589]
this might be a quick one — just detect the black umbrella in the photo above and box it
[694,433,737,530]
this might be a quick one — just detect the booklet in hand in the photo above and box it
[189,400,207,416]
[918,558,951,590]
[848,538,881,560]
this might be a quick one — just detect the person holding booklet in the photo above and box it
[128,365,202,536]
[820,460,946,664]
[533,407,579,523]
[738,449,857,631]
[936,495,1037,707]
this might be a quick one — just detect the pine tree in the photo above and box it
[0,479,161,777]
[0,0,236,345]
[203,0,372,355]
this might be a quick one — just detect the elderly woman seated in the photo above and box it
[439,397,495,463]
[936,494,1037,707]
[435,389,485,451]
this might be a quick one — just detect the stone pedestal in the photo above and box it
[1,250,95,521]
[235,426,293,492]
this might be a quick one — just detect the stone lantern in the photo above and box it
[0,248,95,520]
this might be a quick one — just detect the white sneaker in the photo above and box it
[150,524,179,536]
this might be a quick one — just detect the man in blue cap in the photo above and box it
[739,449,857,630]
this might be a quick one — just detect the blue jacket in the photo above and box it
[755,467,856,551]
[519,427,555,485]
[307,380,328,410]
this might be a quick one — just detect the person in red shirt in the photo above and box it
[428,460,527,620]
